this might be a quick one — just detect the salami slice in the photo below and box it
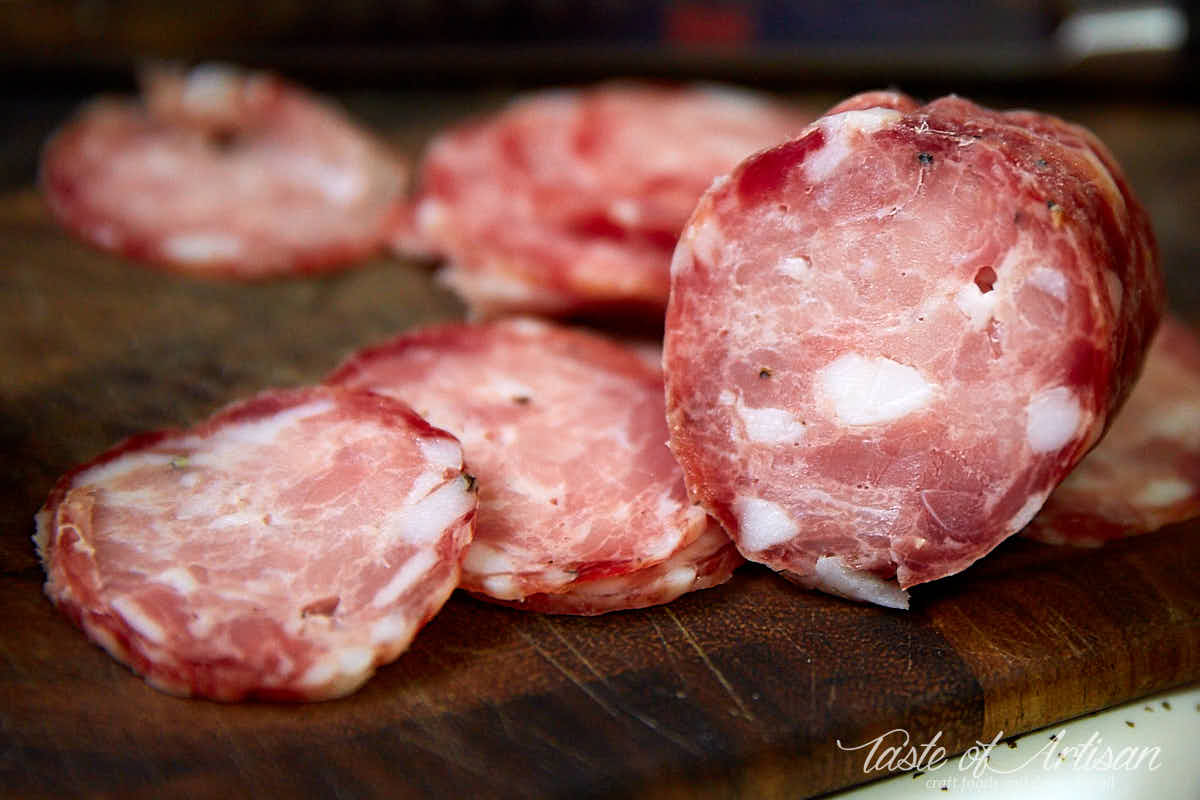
[407,84,811,317]
[327,318,721,606]
[486,520,742,615]
[1026,316,1200,546]
[664,92,1162,607]
[34,386,476,701]
[41,64,406,278]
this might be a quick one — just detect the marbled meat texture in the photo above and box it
[41,64,406,278]
[327,318,730,609]
[407,83,812,317]
[664,90,1162,608]
[1026,316,1200,546]
[486,519,741,616]
[34,386,476,701]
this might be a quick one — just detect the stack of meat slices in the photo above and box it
[401,83,813,318]
[327,318,742,615]
[41,63,408,278]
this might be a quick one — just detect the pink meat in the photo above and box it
[664,91,1162,608]
[407,84,812,317]
[1026,316,1200,546]
[327,318,721,606]
[484,522,742,616]
[34,386,476,701]
[41,64,406,278]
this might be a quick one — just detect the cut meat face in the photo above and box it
[41,63,407,278]
[327,318,730,609]
[406,84,812,317]
[1026,316,1200,546]
[34,386,476,701]
[663,91,1162,607]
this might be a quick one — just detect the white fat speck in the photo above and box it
[813,556,909,609]
[669,236,694,278]
[480,573,525,601]
[504,317,550,337]
[91,224,119,249]
[1025,387,1081,452]
[733,496,797,552]
[155,567,198,595]
[662,565,699,595]
[369,614,408,646]
[439,265,543,307]
[608,198,640,227]
[484,376,536,403]
[1009,492,1049,532]
[382,478,474,547]
[418,438,462,473]
[718,389,736,405]
[777,255,811,280]
[689,215,722,266]
[371,549,438,609]
[737,405,807,445]
[462,541,519,576]
[1132,478,1192,508]
[1149,405,1200,446]
[162,233,245,263]
[110,595,168,645]
[77,451,178,487]
[415,199,448,236]
[206,398,335,451]
[806,109,901,183]
[1104,269,1123,314]
[301,162,365,205]
[182,64,238,111]
[954,281,998,329]
[654,491,684,520]
[707,174,730,193]
[1028,267,1068,301]
[818,353,933,426]
[207,510,263,529]
[179,472,199,489]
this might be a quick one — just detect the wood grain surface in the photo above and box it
[1,95,1198,799]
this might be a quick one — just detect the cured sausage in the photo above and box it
[407,84,811,317]
[34,386,476,701]
[1026,316,1200,546]
[41,64,406,278]
[327,318,733,609]
[664,92,1162,607]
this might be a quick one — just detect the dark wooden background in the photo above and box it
[0,79,1198,799]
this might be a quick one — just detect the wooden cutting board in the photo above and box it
[1,99,1198,798]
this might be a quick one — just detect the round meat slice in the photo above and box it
[327,318,713,604]
[664,91,1162,607]
[488,521,742,616]
[1026,316,1200,546]
[34,386,476,701]
[409,83,812,317]
[41,63,406,278]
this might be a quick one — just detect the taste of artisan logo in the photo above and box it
[836,727,1163,778]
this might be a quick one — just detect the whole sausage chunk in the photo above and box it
[35,386,476,701]
[664,92,1163,608]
